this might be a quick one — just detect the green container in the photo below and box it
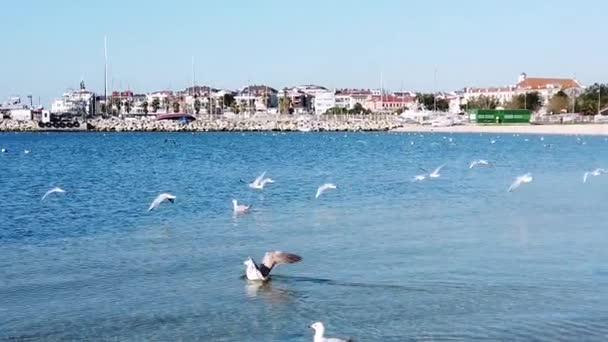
[468,109,531,124]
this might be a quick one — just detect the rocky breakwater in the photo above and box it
[88,117,401,132]
[0,120,39,132]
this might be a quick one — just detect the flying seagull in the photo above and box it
[232,199,251,214]
[148,193,176,211]
[24,150,30,154]
[310,322,352,342]
[429,164,445,178]
[412,174,426,182]
[243,251,302,281]
[583,168,607,183]
[508,173,533,192]
[41,187,66,201]
[248,171,274,190]
[316,183,337,199]
[1,148,6,153]
[469,159,491,169]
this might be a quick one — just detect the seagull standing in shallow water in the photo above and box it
[232,199,251,214]
[41,187,66,201]
[310,322,352,342]
[148,193,176,211]
[316,183,337,199]
[243,251,302,281]
[508,173,533,192]
[583,168,607,183]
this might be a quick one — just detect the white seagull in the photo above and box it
[24,150,30,154]
[1,148,6,153]
[310,322,352,342]
[148,193,176,211]
[469,159,491,169]
[248,171,274,190]
[316,183,337,199]
[429,164,445,178]
[232,199,251,214]
[583,168,607,183]
[508,173,533,192]
[243,251,302,281]
[413,174,426,182]
[41,187,66,201]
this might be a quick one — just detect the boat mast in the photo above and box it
[104,35,108,115]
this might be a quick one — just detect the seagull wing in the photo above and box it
[583,172,590,183]
[469,161,477,169]
[148,193,174,211]
[315,185,327,199]
[260,251,302,277]
[433,164,445,174]
[253,171,267,186]
[41,187,65,201]
[508,178,522,192]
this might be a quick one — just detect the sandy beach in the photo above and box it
[392,124,608,136]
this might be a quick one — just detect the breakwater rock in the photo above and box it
[1,118,402,132]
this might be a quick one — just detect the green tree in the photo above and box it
[548,91,569,114]
[173,102,180,113]
[279,94,292,114]
[124,100,132,114]
[151,98,160,113]
[114,98,122,114]
[416,93,449,112]
[194,98,201,114]
[464,95,501,110]
[223,93,235,108]
[162,97,170,112]
[100,103,107,115]
[507,92,542,111]
[142,101,149,115]
[575,83,608,115]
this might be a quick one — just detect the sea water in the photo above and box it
[1,132,608,341]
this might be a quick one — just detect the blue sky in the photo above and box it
[1,0,606,105]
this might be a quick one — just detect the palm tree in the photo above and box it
[173,101,180,113]
[194,98,201,114]
[124,100,132,114]
[142,101,149,115]
[151,98,160,113]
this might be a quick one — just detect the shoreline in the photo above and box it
[1,119,608,135]
[391,124,608,136]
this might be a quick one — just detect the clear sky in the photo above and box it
[1,0,606,106]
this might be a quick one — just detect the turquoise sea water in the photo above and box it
[1,132,608,341]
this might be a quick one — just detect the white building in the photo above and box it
[313,91,336,115]
[50,81,95,115]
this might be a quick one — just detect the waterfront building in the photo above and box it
[313,91,336,115]
[364,94,415,112]
[462,72,584,109]
[50,81,96,116]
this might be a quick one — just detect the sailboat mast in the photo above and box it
[104,35,108,114]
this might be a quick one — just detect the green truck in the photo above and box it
[468,109,531,124]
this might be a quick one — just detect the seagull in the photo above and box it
[248,171,274,190]
[243,251,302,281]
[469,159,490,169]
[1,148,6,153]
[41,187,66,201]
[490,139,496,144]
[24,150,30,154]
[310,322,352,342]
[583,168,607,183]
[412,174,426,182]
[508,173,533,192]
[232,199,251,214]
[316,183,337,199]
[429,164,445,178]
[148,193,176,211]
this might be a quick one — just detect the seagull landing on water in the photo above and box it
[508,173,533,192]
[583,168,607,183]
[247,171,275,190]
[41,187,65,201]
[469,159,491,169]
[232,199,251,214]
[316,183,337,199]
[429,164,445,178]
[148,193,176,211]
[310,322,352,342]
[243,251,302,281]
